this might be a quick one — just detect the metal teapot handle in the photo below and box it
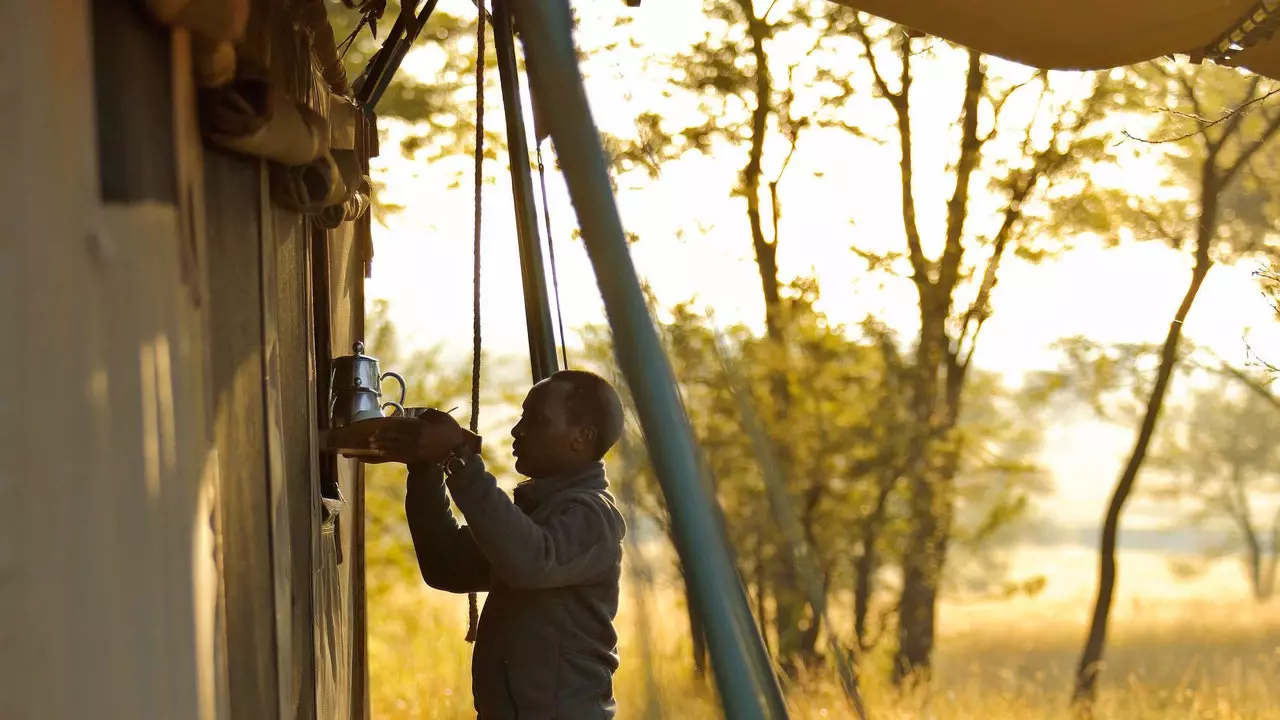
[380,371,407,405]
[381,400,404,417]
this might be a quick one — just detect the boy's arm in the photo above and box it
[445,455,623,590]
[404,462,492,593]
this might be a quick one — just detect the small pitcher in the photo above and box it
[328,341,407,427]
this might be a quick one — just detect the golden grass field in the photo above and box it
[367,547,1280,719]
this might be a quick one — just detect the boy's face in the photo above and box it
[510,379,598,479]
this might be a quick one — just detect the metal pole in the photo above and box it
[492,0,559,382]
[355,0,442,114]
[506,1,789,717]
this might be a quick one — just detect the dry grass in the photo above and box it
[367,556,1280,719]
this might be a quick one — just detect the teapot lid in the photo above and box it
[333,341,379,366]
[346,341,380,361]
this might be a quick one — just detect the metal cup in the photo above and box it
[331,388,404,427]
[400,406,461,422]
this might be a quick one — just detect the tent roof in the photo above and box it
[832,0,1280,80]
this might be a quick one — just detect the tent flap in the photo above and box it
[833,0,1280,80]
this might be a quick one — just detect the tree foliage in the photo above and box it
[326,0,506,172]
[577,281,1048,682]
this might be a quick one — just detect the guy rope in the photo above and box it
[536,142,569,369]
[465,0,486,644]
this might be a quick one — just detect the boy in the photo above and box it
[371,370,627,719]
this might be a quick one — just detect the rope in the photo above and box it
[465,0,486,645]
[536,141,570,369]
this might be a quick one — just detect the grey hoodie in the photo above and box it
[405,455,626,719]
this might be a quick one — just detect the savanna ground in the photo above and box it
[367,545,1280,719]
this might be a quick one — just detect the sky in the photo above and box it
[361,0,1280,583]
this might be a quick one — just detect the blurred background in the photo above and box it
[332,1,1280,717]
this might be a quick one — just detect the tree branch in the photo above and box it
[1213,358,1280,412]
[850,15,900,106]
[981,74,1040,143]
[769,180,782,250]
[939,50,986,296]
[891,32,928,286]
[852,19,927,285]
[1176,66,1216,154]
[1136,204,1185,246]
[1217,75,1263,147]
[1220,108,1280,187]
[1125,71,1280,148]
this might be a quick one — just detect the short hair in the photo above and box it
[551,370,624,460]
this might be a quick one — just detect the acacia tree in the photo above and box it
[1059,62,1280,707]
[824,10,1122,684]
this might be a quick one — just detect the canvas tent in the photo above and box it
[833,0,1280,80]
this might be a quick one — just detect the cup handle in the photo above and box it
[381,371,407,405]
[381,400,404,417]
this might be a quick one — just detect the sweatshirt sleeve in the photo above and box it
[445,455,623,590]
[404,462,492,593]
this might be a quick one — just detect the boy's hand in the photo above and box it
[370,412,480,465]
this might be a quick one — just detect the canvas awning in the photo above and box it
[832,0,1280,80]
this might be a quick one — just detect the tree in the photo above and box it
[1058,61,1280,707]
[820,10,1121,685]
[602,0,828,336]
[1152,378,1280,602]
[598,0,866,674]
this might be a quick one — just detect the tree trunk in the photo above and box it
[1072,216,1214,706]
[736,0,782,343]
[893,299,950,686]
[797,593,826,669]
[1245,532,1266,603]
[773,558,806,677]
[1263,513,1280,601]
[887,50,986,686]
[893,487,952,685]
[854,478,894,650]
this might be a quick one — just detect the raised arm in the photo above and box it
[445,455,624,589]
[404,462,491,593]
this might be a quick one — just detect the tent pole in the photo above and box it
[507,0,788,717]
[493,0,559,382]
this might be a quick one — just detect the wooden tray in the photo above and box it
[320,416,424,458]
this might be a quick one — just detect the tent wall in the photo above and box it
[273,198,321,720]
[2,1,370,719]
[315,219,371,720]
[2,1,225,718]
[205,146,278,718]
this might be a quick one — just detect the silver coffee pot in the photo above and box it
[329,341,406,427]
